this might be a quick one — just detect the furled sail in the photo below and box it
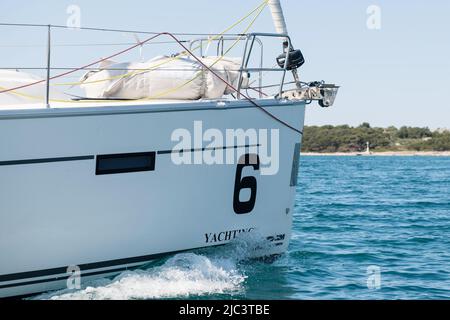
[0,70,68,105]
[268,0,288,35]
[80,56,248,100]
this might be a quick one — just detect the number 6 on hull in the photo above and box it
[233,154,260,214]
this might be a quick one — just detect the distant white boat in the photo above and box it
[357,142,371,156]
[0,0,338,298]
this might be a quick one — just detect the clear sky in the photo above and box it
[0,0,449,129]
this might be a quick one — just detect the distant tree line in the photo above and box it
[301,123,450,152]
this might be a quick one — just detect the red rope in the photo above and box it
[0,31,302,135]
[161,32,303,135]
[0,33,163,94]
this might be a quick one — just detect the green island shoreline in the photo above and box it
[302,151,450,157]
[301,123,450,155]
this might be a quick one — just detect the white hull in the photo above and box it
[0,99,305,298]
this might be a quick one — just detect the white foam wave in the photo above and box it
[33,231,278,300]
[37,253,246,300]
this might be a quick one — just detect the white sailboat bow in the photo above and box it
[0,0,338,298]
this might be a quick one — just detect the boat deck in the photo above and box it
[0,96,294,119]
[0,99,196,111]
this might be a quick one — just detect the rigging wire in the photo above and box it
[0,40,189,48]
[138,2,267,100]
[0,32,163,94]
[0,0,269,89]
[164,34,303,135]
[0,4,268,101]
[0,23,241,37]
[0,0,268,92]
[0,1,303,135]
[1,31,303,135]
[52,0,270,87]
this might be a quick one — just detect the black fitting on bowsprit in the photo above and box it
[277,49,305,70]
[276,40,305,71]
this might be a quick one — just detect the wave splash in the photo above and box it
[35,252,245,300]
[34,235,274,300]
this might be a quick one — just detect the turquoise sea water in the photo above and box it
[39,156,450,300]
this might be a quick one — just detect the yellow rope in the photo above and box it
[140,3,267,100]
[0,85,112,103]
[2,0,269,103]
[53,0,269,87]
